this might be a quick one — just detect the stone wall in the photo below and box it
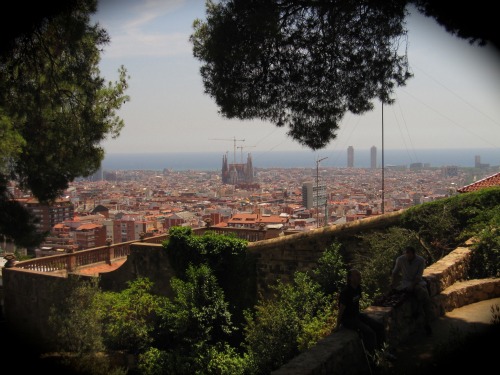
[2,268,70,351]
[248,210,404,297]
[2,243,172,352]
[99,242,177,297]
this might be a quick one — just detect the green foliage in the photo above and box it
[96,277,165,353]
[150,264,238,374]
[400,187,500,259]
[137,347,169,375]
[202,343,250,375]
[165,226,201,272]
[172,263,235,344]
[354,227,416,298]
[243,272,335,374]
[191,0,411,150]
[469,207,500,278]
[243,297,300,374]
[400,200,462,259]
[48,276,104,354]
[0,175,46,247]
[165,226,255,327]
[0,0,129,246]
[56,354,128,375]
[312,241,347,296]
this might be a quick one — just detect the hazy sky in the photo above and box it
[94,0,500,161]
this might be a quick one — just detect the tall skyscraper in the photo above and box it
[347,146,354,168]
[370,146,377,169]
[302,182,327,209]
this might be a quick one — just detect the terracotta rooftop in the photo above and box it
[457,172,500,193]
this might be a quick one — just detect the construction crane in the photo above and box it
[210,136,245,166]
[237,145,256,163]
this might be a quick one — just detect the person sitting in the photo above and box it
[391,245,434,336]
[335,269,386,355]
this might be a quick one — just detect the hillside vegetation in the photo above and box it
[41,188,500,374]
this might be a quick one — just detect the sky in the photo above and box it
[94,0,500,163]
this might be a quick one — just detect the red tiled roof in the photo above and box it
[76,223,101,230]
[457,172,500,193]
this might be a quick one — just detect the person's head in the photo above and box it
[347,268,361,287]
[404,246,416,261]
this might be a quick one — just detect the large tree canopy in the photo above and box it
[191,0,412,150]
[413,0,500,50]
[191,0,498,150]
[0,0,129,247]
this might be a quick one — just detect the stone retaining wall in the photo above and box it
[248,211,404,297]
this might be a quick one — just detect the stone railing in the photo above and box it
[7,227,274,274]
[271,241,500,375]
[10,241,135,274]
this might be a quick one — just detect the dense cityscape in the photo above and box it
[2,149,498,258]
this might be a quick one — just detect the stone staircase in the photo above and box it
[271,241,500,374]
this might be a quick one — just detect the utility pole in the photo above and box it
[316,156,328,228]
[381,101,385,214]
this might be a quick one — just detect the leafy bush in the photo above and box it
[312,241,347,296]
[164,227,256,330]
[96,277,165,353]
[401,187,500,259]
[353,227,417,299]
[48,276,104,354]
[469,207,500,278]
[243,271,336,374]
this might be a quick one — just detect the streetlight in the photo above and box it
[316,156,328,228]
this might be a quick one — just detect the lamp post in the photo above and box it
[316,156,328,228]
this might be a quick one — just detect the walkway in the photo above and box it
[384,297,500,374]
[74,258,127,276]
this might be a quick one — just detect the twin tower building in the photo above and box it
[348,145,377,169]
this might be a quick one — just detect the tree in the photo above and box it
[0,0,129,247]
[154,264,237,374]
[0,0,82,58]
[191,0,412,150]
[413,0,500,50]
[191,1,498,151]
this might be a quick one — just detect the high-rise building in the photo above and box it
[22,198,75,234]
[370,146,377,169]
[302,182,327,209]
[347,146,354,168]
[474,155,489,169]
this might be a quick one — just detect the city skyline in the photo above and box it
[99,147,500,171]
[94,0,500,165]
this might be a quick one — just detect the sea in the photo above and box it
[101,148,500,171]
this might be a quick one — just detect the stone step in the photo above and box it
[432,277,500,314]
